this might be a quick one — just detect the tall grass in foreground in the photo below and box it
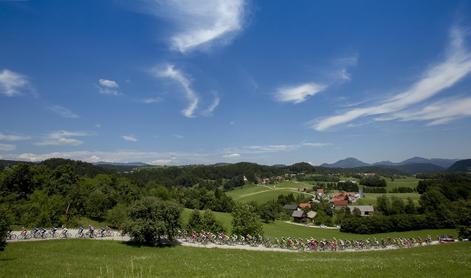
[0,240,470,277]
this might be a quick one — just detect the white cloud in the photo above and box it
[203,93,220,116]
[141,97,162,104]
[382,97,471,125]
[0,69,30,97]
[0,133,30,141]
[223,153,240,158]
[173,134,184,139]
[48,105,79,119]
[153,64,199,117]
[98,79,120,95]
[227,141,333,154]
[35,130,89,146]
[275,83,327,104]
[122,135,138,142]
[0,143,15,152]
[145,0,246,53]
[313,27,471,131]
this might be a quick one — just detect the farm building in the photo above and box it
[348,205,374,216]
[291,210,306,222]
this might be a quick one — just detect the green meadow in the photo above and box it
[1,240,470,277]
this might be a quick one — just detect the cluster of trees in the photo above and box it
[363,187,387,193]
[360,176,387,187]
[0,159,234,229]
[336,181,359,192]
[341,174,471,234]
[187,209,225,233]
[124,162,316,189]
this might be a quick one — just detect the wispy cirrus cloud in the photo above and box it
[35,130,89,146]
[275,83,327,104]
[122,135,138,142]
[152,64,199,118]
[313,26,471,131]
[97,79,120,95]
[202,93,220,116]
[0,69,31,97]
[48,105,79,119]
[380,97,471,126]
[142,0,247,53]
[224,141,332,155]
[0,132,30,141]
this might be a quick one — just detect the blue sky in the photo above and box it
[1,0,471,165]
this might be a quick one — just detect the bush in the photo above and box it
[0,210,10,251]
[390,187,415,193]
[360,176,387,187]
[187,209,225,233]
[457,226,471,240]
[340,213,454,234]
[232,203,263,236]
[124,197,182,246]
[106,204,128,230]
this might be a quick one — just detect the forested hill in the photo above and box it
[124,162,316,187]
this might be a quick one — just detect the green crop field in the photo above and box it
[385,176,420,189]
[181,208,456,240]
[356,192,421,206]
[227,181,313,204]
[1,240,470,277]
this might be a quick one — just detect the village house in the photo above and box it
[330,191,360,209]
[291,210,306,222]
[347,205,374,216]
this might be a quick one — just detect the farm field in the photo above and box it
[227,181,312,204]
[356,192,421,206]
[181,208,457,240]
[1,240,470,277]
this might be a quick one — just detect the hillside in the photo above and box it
[321,157,369,168]
[448,159,471,172]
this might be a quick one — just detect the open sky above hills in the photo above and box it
[1,0,471,165]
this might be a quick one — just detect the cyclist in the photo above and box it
[20,227,27,238]
[88,225,95,238]
[78,225,84,237]
[61,226,69,238]
[51,226,58,238]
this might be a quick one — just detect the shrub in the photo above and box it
[232,203,263,236]
[187,209,225,233]
[457,226,471,240]
[0,210,10,251]
[106,204,128,230]
[124,197,182,246]
[390,187,415,193]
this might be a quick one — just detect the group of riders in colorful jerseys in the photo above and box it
[177,230,435,251]
[7,225,114,240]
[8,227,440,251]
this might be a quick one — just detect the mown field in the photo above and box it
[0,240,470,277]
[181,208,457,240]
[227,181,312,204]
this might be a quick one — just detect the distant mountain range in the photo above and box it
[321,156,460,173]
[93,161,150,167]
[448,159,471,172]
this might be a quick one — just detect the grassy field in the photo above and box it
[181,208,456,240]
[1,240,470,277]
[386,176,420,189]
[356,192,421,206]
[227,181,312,204]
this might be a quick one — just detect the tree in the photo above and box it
[187,209,203,231]
[201,210,225,233]
[106,204,128,230]
[390,197,405,215]
[405,198,417,214]
[376,195,391,215]
[0,209,10,251]
[232,203,263,236]
[124,197,182,246]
